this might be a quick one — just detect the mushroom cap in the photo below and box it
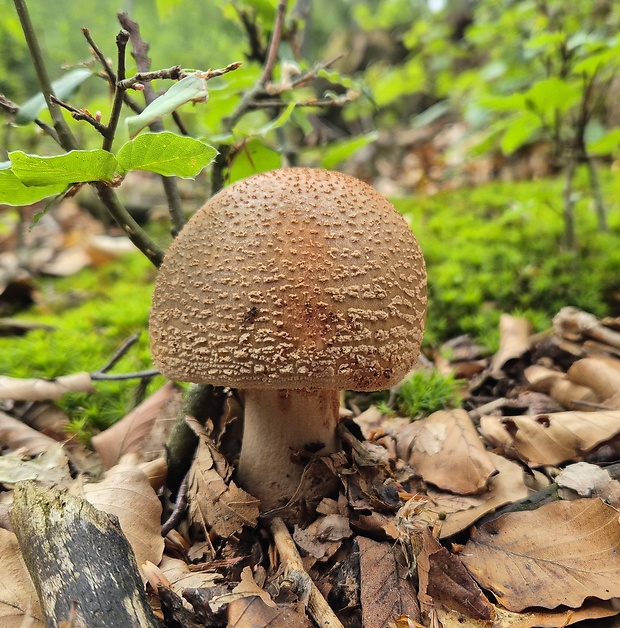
[149,168,426,392]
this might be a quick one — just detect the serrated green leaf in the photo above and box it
[15,68,92,125]
[320,132,378,170]
[0,169,66,206]
[116,131,217,178]
[9,150,117,186]
[228,139,281,184]
[125,73,209,138]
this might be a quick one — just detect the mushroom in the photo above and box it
[149,168,426,511]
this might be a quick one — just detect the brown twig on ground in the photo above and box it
[269,517,344,628]
[161,472,190,537]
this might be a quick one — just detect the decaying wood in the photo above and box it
[10,481,157,628]
[269,516,345,628]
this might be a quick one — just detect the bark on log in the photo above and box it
[10,480,158,628]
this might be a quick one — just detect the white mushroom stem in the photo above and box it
[237,388,340,510]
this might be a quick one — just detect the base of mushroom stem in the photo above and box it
[236,388,341,512]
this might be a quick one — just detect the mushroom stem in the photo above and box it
[237,388,340,510]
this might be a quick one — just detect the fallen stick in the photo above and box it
[269,516,344,628]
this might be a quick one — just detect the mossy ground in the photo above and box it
[2,167,619,434]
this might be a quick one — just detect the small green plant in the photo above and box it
[378,369,464,420]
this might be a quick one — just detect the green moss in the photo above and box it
[0,252,164,437]
[394,169,620,349]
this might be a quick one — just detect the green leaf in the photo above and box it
[525,77,580,114]
[125,73,209,138]
[15,68,92,125]
[320,132,378,170]
[587,127,620,156]
[500,113,541,154]
[0,169,66,206]
[234,102,296,137]
[228,139,281,184]
[116,131,217,178]
[9,150,117,186]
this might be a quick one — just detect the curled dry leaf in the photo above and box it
[525,365,599,410]
[0,372,94,401]
[81,462,164,571]
[397,410,497,494]
[461,498,620,612]
[188,423,259,538]
[0,411,60,456]
[157,556,220,594]
[479,410,620,466]
[92,381,180,469]
[556,462,620,507]
[0,528,43,627]
[490,314,531,377]
[396,454,529,539]
[567,358,620,401]
[293,514,352,561]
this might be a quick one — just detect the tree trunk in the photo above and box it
[10,481,158,628]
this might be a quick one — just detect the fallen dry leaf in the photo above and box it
[567,357,620,400]
[81,461,164,571]
[227,595,312,627]
[479,410,620,466]
[92,381,180,469]
[395,454,529,540]
[358,536,421,627]
[157,556,221,594]
[490,314,531,377]
[0,444,72,488]
[556,462,620,507]
[524,365,599,409]
[461,498,620,611]
[0,411,61,455]
[189,423,259,538]
[397,410,497,494]
[293,514,352,561]
[210,566,276,614]
[417,528,494,621]
[0,528,43,627]
[0,372,94,400]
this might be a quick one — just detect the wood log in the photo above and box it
[10,480,158,628]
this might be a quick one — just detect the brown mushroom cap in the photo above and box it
[149,168,426,392]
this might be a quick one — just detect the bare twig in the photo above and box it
[13,0,79,151]
[90,369,160,381]
[247,93,358,109]
[117,66,184,90]
[261,0,287,84]
[81,28,143,115]
[50,95,108,135]
[102,29,130,152]
[96,333,141,373]
[117,12,186,236]
[161,473,190,537]
[0,94,59,143]
[269,517,344,628]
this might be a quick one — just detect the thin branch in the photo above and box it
[90,369,160,381]
[94,182,165,266]
[102,29,130,152]
[97,333,141,373]
[248,93,358,109]
[0,94,59,143]
[50,95,108,135]
[161,473,189,537]
[118,12,185,236]
[117,66,184,90]
[13,0,78,151]
[261,0,287,84]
